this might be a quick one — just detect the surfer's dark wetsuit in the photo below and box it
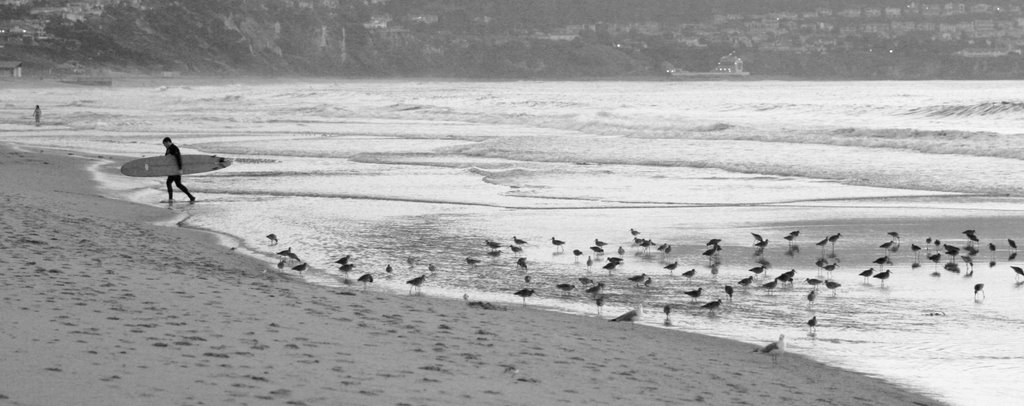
[163,137,196,202]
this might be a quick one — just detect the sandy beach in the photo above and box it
[0,144,949,405]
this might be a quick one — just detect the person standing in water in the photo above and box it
[162,137,195,203]
[33,105,41,125]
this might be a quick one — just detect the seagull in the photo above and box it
[266,233,278,245]
[754,334,786,364]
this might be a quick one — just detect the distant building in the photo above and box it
[0,60,22,77]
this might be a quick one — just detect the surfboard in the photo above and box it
[120,154,232,177]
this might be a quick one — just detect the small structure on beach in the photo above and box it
[0,60,23,77]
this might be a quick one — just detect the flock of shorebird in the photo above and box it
[263,227,1024,364]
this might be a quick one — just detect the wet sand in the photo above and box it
[0,144,947,405]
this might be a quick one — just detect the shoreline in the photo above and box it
[0,142,949,405]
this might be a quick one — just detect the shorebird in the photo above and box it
[595,295,605,315]
[754,334,786,364]
[663,305,672,326]
[594,238,608,247]
[681,268,696,280]
[630,228,641,237]
[683,287,703,302]
[828,232,842,253]
[888,231,901,243]
[513,236,528,245]
[737,276,754,289]
[1009,239,1018,251]
[748,265,767,278]
[291,262,308,275]
[701,299,723,314]
[664,261,679,274]
[1013,266,1024,282]
[628,273,647,287]
[572,249,583,261]
[586,256,593,271]
[751,232,766,246]
[428,263,439,273]
[339,263,355,274]
[806,278,823,290]
[406,275,426,294]
[762,280,778,295]
[357,273,373,290]
[825,280,842,296]
[591,246,605,255]
[485,239,503,251]
[276,259,286,270]
[610,304,642,323]
[555,283,575,296]
[974,283,985,300]
[585,282,605,297]
[266,233,278,245]
[277,247,300,262]
[784,230,799,246]
[724,285,734,301]
[807,315,818,334]
[603,261,619,274]
[551,237,566,252]
[514,288,535,305]
[385,264,393,274]
[335,254,352,265]
[617,246,626,256]
[874,269,892,287]
[466,257,481,267]
[510,245,523,256]
[516,257,528,270]
[578,277,593,286]
[807,289,817,304]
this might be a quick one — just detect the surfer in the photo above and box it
[33,105,41,125]
[162,137,196,203]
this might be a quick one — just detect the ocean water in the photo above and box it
[3,79,1024,405]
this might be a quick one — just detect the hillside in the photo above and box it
[3,0,1024,79]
